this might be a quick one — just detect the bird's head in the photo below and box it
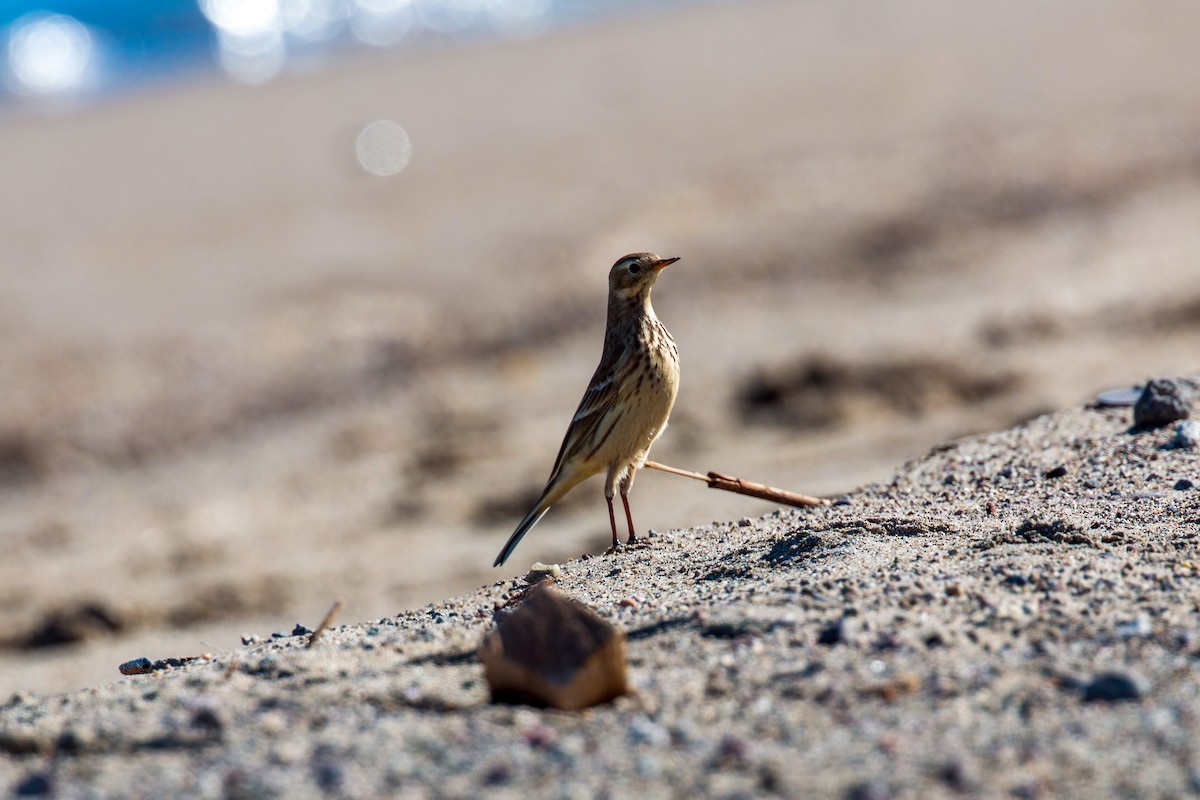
[608,252,679,299]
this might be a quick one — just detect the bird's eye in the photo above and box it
[628,264,641,275]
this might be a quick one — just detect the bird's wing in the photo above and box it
[545,344,627,485]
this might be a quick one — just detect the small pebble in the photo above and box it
[1115,617,1151,639]
[1173,478,1194,491]
[738,517,753,527]
[1082,671,1147,703]
[1171,420,1200,450]
[1094,387,1140,408]
[118,657,154,676]
[521,724,558,749]
[846,780,892,800]
[15,773,52,797]
[1133,378,1193,428]
[716,733,751,763]
[240,634,260,645]
[291,624,313,637]
[627,716,670,747]
[818,616,857,646]
[1044,465,1068,479]
[525,562,561,584]
[618,598,639,610]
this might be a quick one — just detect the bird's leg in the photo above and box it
[605,494,619,549]
[619,469,638,544]
[620,492,637,544]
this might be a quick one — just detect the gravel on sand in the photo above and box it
[2,398,1199,798]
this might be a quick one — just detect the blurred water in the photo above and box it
[0,0,701,112]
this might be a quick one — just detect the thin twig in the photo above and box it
[645,460,829,508]
[307,598,345,649]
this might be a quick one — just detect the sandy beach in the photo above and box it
[0,1,1198,786]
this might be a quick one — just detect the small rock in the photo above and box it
[846,780,892,800]
[627,716,671,746]
[480,583,627,711]
[1115,617,1152,639]
[290,624,313,637]
[15,773,51,797]
[1133,378,1193,429]
[944,583,963,597]
[1043,465,1068,479]
[240,634,260,646]
[923,632,947,648]
[1082,671,1148,703]
[738,517,753,527]
[525,562,561,584]
[1171,420,1200,450]
[1094,387,1141,408]
[716,733,751,764]
[1173,478,1194,491]
[118,657,154,676]
[618,598,639,610]
[521,724,558,749]
[482,762,511,786]
[818,616,858,646]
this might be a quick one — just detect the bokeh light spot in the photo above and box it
[356,120,412,176]
[350,0,415,47]
[6,13,95,97]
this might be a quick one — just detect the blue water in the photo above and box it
[1,1,211,102]
[0,1,700,110]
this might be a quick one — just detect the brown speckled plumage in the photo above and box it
[494,253,680,567]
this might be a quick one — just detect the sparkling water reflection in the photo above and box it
[5,13,96,99]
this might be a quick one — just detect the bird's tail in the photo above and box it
[493,475,580,568]
[492,502,551,568]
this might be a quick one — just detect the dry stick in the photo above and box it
[307,598,345,649]
[645,460,830,508]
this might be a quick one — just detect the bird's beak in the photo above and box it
[651,256,680,271]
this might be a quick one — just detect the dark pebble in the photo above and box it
[291,624,314,637]
[118,657,154,676]
[482,762,512,786]
[717,733,751,763]
[818,616,858,646]
[15,773,52,797]
[845,780,891,800]
[1173,479,1193,491]
[191,707,224,732]
[936,759,970,791]
[1133,378,1193,429]
[1005,574,1030,587]
[1043,465,1068,479]
[1082,672,1147,703]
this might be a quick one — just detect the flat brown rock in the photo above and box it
[481,584,628,711]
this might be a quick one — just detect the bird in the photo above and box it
[493,252,681,568]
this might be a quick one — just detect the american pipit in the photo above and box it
[493,253,681,567]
